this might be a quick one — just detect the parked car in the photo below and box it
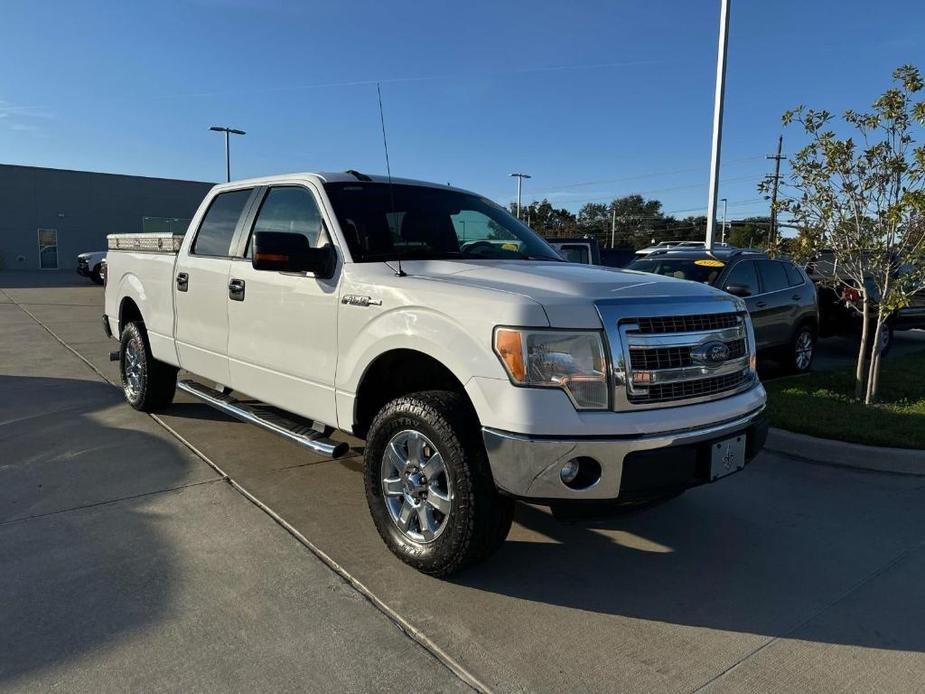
[628,248,819,373]
[77,251,107,284]
[103,171,767,576]
[807,250,925,356]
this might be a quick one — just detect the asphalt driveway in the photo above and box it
[3,271,925,693]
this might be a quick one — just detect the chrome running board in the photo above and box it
[177,379,350,458]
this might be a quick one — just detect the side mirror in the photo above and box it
[725,283,752,298]
[252,232,336,279]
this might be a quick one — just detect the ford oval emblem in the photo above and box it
[691,340,730,366]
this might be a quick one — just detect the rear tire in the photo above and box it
[119,321,177,412]
[363,390,514,577]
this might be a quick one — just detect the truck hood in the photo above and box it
[399,259,737,328]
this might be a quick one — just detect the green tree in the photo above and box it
[773,65,925,402]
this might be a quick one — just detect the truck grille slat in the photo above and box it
[632,370,749,404]
[629,338,746,370]
[630,313,740,334]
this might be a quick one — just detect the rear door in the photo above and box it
[755,259,795,347]
[722,260,775,349]
[226,183,341,426]
[174,187,255,386]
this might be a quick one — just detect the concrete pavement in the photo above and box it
[0,277,470,693]
[4,271,925,693]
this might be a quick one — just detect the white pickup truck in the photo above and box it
[103,171,767,576]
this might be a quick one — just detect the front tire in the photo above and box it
[90,263,104,285]
[786,324,816,374]
[119,321,177,412]
[364,390,514,577]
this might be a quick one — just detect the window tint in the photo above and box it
[192,189,252,256]
[724,260,760,296]
[757,260,789,293]
[783,261,804,287]
[247,186,325,256]
[629,257,725,284]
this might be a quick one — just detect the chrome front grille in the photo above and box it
[595,299,757,411]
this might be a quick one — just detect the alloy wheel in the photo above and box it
[795,329,814,371]
[123,339,143,399]
[381,429,453,543]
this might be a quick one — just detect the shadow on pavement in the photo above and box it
[0,375,198,684]
[451,468,925,654]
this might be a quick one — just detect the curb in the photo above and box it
[765,427,925,476]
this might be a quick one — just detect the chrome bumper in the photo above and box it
[482,405,767,501]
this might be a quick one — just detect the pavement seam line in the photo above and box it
[4,289,490,694]
[689,535,925,693]
[0,478,222,527]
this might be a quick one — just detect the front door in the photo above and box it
[38,228,58,269]
[722,260,775,350]
[174,187,254,386]
[226,184,340,426]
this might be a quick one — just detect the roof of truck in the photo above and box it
[209,171,479,196]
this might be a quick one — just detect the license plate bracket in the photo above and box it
[709,434,746,481]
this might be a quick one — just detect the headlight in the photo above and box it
[493,328,609,409]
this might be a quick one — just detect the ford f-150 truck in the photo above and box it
[103,171,767,576]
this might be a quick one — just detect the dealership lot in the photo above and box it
[3,273,925,693]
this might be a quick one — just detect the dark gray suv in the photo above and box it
[628,249,819,373]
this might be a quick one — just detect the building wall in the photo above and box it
[0,164,214,270]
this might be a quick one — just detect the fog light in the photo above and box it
[559,457,602,490]
[560,460,580,485]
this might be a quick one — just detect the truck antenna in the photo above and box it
[377,82,405,277]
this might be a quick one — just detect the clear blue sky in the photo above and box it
[2,0,922,220]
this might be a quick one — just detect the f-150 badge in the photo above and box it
[341,295,382,307]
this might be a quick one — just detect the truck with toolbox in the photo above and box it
[103,171,768,576]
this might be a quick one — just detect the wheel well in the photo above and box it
[353,349,472,439]
[119,297,143,334]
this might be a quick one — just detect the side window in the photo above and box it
[192,189,253,257]
[783,261,804,287]
[559,244,590,264]
[757,260,789,293]
[724,261,760,296]
[246,186,325,257]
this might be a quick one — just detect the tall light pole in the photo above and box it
[704,0,730,251]
[509,172,531,219]
[720,197,728,244]
[210,126,246,182]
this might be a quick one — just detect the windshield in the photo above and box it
[324,182,563,263]
[628,256,726,285]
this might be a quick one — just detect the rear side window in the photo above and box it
[559,244,590,264]
[783,262,805,287]
[757,260,789,293]
[192,189,252,257]
[724,260,760,296]
[246,186,325,256]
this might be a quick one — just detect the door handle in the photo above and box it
[755,301,768,309]
[228,278,246,301]
[176,272,189,292]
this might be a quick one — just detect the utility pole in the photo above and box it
[720,197,728,244]
[509,172,531,219]
[765,135,786,248]
[610,207,616,248]
[704,0,730,252]
[210,126,246,182]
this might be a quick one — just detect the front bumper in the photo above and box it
[482,406,768,501]
[76,262,91,277]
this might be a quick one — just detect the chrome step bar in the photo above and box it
[177,379,350,458]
